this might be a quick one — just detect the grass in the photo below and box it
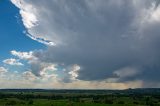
[0,89,160,106]
[0,98,149,106]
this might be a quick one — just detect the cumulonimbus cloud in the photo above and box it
[11,0,160,87]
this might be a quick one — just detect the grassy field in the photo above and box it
[0,89,160,106]
[0,98,149,106]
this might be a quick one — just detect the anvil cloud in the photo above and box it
[10,0,160,88]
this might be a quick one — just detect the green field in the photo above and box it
[0,98,149,106]
[0,89,160,106]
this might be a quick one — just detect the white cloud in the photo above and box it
[151,6,160,22]
[39,64,57,78]
[114,67,138,78]
[10,0,55,46]
[0,70,143,89]
[10,0,38,29]
[10,50,58,79]
[20,10,38,29]
[68,64,80,81]
[3,58,23,66]
[0,67,7,74]
[22,71,37,81]
[11,50,35,60]
[26,33,55,46]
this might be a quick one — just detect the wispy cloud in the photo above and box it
[0,67,7,74]
[3,58,23,66]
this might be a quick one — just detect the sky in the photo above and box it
[0,0,160,89]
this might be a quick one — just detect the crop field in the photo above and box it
[0,89,160,106]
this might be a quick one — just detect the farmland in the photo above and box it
[0,88,160,106]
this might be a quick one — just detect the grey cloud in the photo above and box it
[12,0,160,85]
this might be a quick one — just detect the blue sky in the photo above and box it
[0,0,160,89]
[0,0,44,62]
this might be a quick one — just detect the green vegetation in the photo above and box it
[0,89,160,106]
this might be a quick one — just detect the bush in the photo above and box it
[118,101,125,104]
[5,100,17,105]
[104,99,113,104]
[28,99,34,105]
[133,101,139,104]
[20,101,25,105]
